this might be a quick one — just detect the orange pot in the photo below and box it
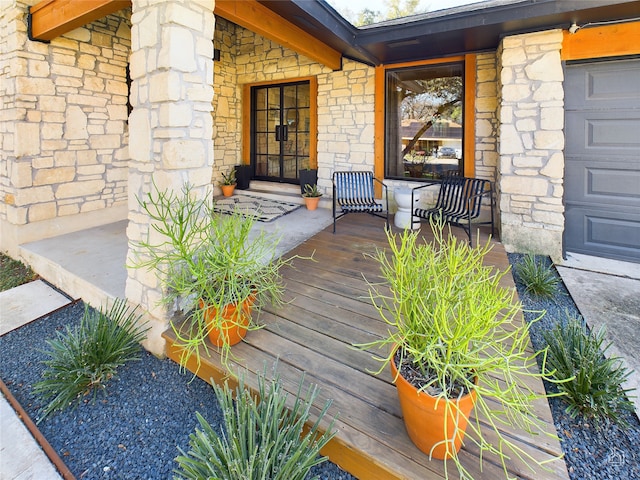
[221,184,236,197]
[199,294,255,347]
[391,356,477,459]
[303,196,321,210]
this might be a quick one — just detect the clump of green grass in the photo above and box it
[543,315,635,426]
[33,299,148,421]
[516,254,560,298]
[174,367,336,480]
[0,253,37,291]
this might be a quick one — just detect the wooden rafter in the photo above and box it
[215,0,342,71]
[28,0,342,70]
[29,0,130,41]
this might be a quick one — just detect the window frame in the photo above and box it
[374,55,476,187]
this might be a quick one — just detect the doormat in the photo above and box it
[213,194,301,222]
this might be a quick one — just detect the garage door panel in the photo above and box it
[565,207,640,262]
[565,111,640,155]
[565,59,640,109]
[564,59,640,263]
[565,161,640,207]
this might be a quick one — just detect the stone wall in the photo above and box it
[0,1,131,254]
[212,18,240,186]
[475,52,499,183]
[316,60,375,193]
[497,30,565,262]
[126,0,215,355]
[214,19,376,197]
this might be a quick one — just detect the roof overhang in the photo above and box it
[28,0,640,67]
[266,0,640,64]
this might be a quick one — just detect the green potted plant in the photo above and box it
[357,221,558,479]
[130,181,297,369]
[220,168,237,197]
[302,183,322,211]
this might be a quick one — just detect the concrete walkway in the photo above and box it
[0,280,72,480]
[557,253,640,417]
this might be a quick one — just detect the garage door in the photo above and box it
[564,58,640,263]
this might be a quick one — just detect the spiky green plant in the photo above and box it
[174,368,336,480]
[516,254,560,298]
[129,180,306,371]
[33,299,148,421]
[543,316,635,426]
[355,221,558,479]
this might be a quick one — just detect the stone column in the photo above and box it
[126,0,215,355]
[497,30,565,262]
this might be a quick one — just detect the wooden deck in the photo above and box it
[163,214,570,480]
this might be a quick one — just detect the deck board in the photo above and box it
[163,214,569,480]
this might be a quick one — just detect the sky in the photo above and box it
[327,0,484,19]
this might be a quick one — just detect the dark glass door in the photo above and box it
[252,82,310,183]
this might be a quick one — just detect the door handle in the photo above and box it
[274,125,288,142]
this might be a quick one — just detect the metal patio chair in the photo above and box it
[411,175,494,246]
[332,171,388,233]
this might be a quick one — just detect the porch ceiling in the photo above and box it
[28,0,640,67]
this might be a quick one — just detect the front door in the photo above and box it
[252,81,311,183]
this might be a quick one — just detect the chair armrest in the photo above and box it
[410,180,440,207]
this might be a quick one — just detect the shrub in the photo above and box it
[516,254,560,298]
[543,315,635,426]
[174,368,336,480]
[33,299,148,421]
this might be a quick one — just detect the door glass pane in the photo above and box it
[282,156,297,178]
[268,155,280,176]
[255,132,268,155]
[283,85,297,109]
[298,109,310,133]
[297,132,310,157]
[255,110,268,132]
[255,155,268,176]
[255,88,267,110]
[385,63,464,180]
[268,87,280,111]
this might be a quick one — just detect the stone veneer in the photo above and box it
[125,0,215,355]
[497,30,565,262]
[0,1,131,256]
[214,18,375,196]
[475,52,499,184]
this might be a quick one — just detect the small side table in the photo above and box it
[394,188,420,230]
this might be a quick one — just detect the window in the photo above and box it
[385,62,464,180]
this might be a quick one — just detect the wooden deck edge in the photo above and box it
[162,330,407,480]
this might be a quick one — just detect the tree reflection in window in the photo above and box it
[385,63,463,180]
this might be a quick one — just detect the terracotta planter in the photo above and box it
[221,184,236,197]
[303,196,321,211]
[199,294,255,347]
[391,355,477,459]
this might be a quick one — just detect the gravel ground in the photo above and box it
[0,301,354,480]
[509,253,640,480]
[2,255,639,479]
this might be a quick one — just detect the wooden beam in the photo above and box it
[562,21,640,61]
[29,0,130,41]
[463,53,476,178]
[215,0,342,71]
